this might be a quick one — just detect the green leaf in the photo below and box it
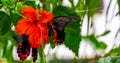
[42,0,50,11]
[76,0,86,19]
[98,56,120,63]
[20,60,32,63]
[0,11,11,36]
[24,0,36,9]
[3,43,13,62]
[111,47,120,55]
[84,34,106,49]
[0,4,2,9]
[15,2,25,13]
[0,41,4,49]
[6,45,14,61]
[50,0,59,3]
[0,0,2,8]
[87,34,100,48]
[10,10,22,26]
[53,5,80,20]
[0,30,17,61]
[6,30,18,46]
[98,58,105,63]
[64,21,81,57]
[0,0,2,3]
[105,57,115,63]
[0,35,8,49]
[2,41,8,57]
[68,0,73,3]
[0,29,18,44]
[2,41,14,62]
[86,0,101,17]
[38,44,46,63]
[68,0,74,7]
[50,0,62,5]
[53,5,81,56]
[99,42,107,50]
[49,37,55,49]
[113,56,120,63]
[118,0,120,14]
[39,0,44,3]
[1,0,15,8]
[97,30,110,37]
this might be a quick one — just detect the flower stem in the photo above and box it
[39,44,46,63]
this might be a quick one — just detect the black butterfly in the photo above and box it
[14,35,37,62]
[49,16,78,44]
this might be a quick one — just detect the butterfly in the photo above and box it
[14,35,37,62]
[14,16,77,62]
[48,16,78,44]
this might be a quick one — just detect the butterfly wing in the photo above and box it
[14,34,28,43]
[48,23,53,36]
[14,34,30,60]
[52,16,77,31]
[32,48,38,62]
[50,16,77,44]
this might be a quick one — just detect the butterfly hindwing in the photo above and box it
[14,34,30,60]
[52,29,65,44]
[32,48,38,62]
[48,23,53,36]
[14,34,38,62]
[17,41,30,60]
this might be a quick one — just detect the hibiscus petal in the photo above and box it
[40,24,49,44]
[22,6,38,21]
[28,26,41,48]
[39,10,54,23]
[16,18,35,35]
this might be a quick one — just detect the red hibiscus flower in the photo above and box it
[16,6,54,48]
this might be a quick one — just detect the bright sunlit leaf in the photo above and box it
[1,0,15,8]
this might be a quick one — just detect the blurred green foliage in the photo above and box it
[98,56,120,63]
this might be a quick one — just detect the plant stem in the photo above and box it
[39,44,46,63]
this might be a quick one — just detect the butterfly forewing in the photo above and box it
[52,16,77,31]
[14,34,28,43]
